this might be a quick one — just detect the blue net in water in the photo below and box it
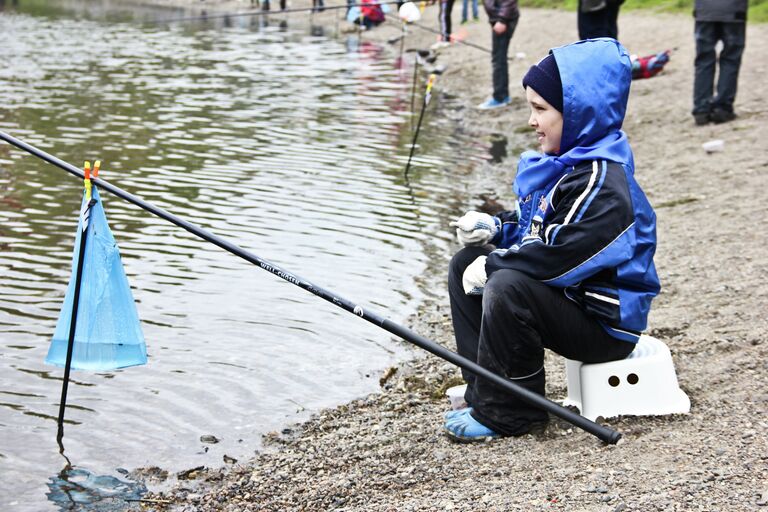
[46,187,147,371]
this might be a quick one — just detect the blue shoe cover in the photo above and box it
[444,407,472,421]
[444,412,499,442]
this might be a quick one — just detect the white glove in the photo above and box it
[450,211,498,246]
[462,255,488,295]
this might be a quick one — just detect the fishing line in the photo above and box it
[0,130,622,444]
[148,1,401,25]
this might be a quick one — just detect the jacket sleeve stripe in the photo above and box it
[574,160,608,223]
[563,160,598,225]
[585,291,620,305]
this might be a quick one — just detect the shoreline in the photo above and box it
[134,3,768,510]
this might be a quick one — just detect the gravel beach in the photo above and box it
[131,2,768,510]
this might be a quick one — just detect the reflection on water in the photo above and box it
[488,133,508,164]
[46,465,146,511]
[0,1,503,510]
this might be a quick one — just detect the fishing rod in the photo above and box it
[150,1,400,25]
[404,64,445,177]
[390,18,519,61]
[56,162,98,443]
[0,130,622,444]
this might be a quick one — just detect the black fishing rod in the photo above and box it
[0,130,622,444]
[56,163,98,443]
[389,18,519,61]
[404,70,439,177]
[150,1,400,25]
[384,17,490,54]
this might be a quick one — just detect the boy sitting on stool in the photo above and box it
[446,39,660,441]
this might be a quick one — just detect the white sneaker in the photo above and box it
[430,40,451,51]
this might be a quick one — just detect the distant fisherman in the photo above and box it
[445,38,660,441]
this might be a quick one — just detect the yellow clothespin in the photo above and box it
[93,160,101,179]
[426,73,436,94]
[83,161,92,201]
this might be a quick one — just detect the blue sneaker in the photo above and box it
[444,407,472,421]
[444,411,499,442]
[476,96,510,110]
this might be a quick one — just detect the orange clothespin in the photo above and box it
[93,160,101,178]
[83,161,92,201]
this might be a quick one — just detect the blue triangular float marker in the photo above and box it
[46,186,147,371]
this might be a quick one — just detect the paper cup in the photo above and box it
[702,139,724,153]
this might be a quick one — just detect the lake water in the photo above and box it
[0,1,506,509]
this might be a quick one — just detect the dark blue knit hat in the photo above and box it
[522,53,563,113]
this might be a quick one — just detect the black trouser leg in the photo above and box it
[693,21,718,115]
[490,18,516,102]
[448,246,492,390]
[450,263,635,436]
[439,0,455,41]
[712,22,746,113]
[577,1,621,40]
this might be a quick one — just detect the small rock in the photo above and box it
[200,434,219,444]
[177,466,206,480]
[757,489,768,506]
[223,455,237,464]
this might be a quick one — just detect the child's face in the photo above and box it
[525,87,563,156]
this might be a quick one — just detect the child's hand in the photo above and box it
[450,211,498,246]
[492,21,507,35]
[462,255,488,295]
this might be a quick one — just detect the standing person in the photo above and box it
[461,0,479,25]
[692,0,748,125]
[577,0,623,40]
[476,0,519,109]
[445,39,660,441]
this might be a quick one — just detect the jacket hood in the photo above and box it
[553,38,631,153]
[515,38,634,198]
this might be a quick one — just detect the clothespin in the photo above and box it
[83,161,92,201]
[93,160,101,179]
[426,73,436,94]
[424,73,437,105]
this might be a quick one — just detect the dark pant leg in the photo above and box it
[578,1,620,40]
[693,21,719,115]
[439,0,455,41]
[467,269,635,436]
[448,246,493,390]
[490,18,516,102]
[712,22,746,113]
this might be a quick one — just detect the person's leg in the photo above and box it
[693,21,719,120]
[472,0,478,19]
[490,18,516,102]
[446,0,456,38]
[711,21,746,118]
[467,269,635,436]
[448,246,492,390]
[438,0,451,41]
[605,1,621,39]
[578,1,610,39]
[461,0,468,23]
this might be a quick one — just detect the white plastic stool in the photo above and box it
[562,335,690,421]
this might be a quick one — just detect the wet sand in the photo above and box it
[130,2,768,510]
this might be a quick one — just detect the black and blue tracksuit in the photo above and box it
[449,39,660,436]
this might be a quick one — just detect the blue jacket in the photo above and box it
[486,39,660,343]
